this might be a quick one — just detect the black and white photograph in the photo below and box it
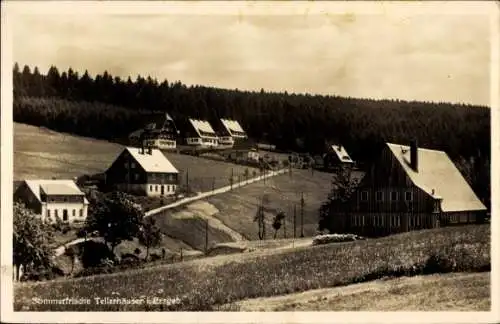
[1,1,498,322]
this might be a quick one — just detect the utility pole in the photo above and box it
[283,208,287,239]
[300,192,305,238]
[230,168,234,190]
[205,219,209,255]
[293,204,297,238]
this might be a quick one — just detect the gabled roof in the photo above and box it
[188,119,217,138]
[220,118,247,137]
[23,180,88,204]
[330,144,354,163]
[386,143,486,212]
[129,113,177,138]
[124,147,178,173]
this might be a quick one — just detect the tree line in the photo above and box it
[13,63,490,165]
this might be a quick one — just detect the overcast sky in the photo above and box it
[11,8,491,106]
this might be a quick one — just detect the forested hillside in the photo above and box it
[12,63,491,207]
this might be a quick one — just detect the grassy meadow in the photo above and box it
[228,272,491,311]
[14,224,490,311]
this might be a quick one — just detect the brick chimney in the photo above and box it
[410,140,418,172]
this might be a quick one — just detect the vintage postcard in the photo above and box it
[1,1,499,323]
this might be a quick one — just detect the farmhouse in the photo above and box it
[129,113,179,150]
[217,118,248,147]
[328,141,487,237]
[14,179,89,224]
[323,144,355,170]
[185,118,219,147]
[105,146,179,197]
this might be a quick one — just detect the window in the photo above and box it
[397,216,401,227]
[376,191,383,202]
[152,173,156,180]
[72,209,76,217]
[416,215,420,226]
[47,209,51,218]
[155,185,158,192]
[390,191,399,201]
[167,185,171,192]
[135,173,139,181]
[361,191,368,201]
[131,162,136,169]
[150,185,153,192]
[124,162,129,169]
[410,216,414,227]
[55,210,59,218]
[79,209,83,217]
[405,191,413,201]
[63,214,68,221]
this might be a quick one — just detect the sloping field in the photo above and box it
[206,169,363,240]
[14,123,258,193]
[14,123,122,180]
[150,201,242,252]
[227,272,490,311]
[14,225,490,311]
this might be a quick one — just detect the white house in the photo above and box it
[185,118,219,147]
[14,179,89,224]
[105,146,180,197]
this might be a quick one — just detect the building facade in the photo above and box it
[105,146,179,197]
[185,119,219,147]
[323,144,355,171]
[328,141,487,237]
[14,179,89,224]
[129,113,179,150]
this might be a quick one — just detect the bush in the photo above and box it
[312,233,365,245]
[21,266,65,282]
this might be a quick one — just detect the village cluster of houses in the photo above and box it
[14,144,181,224]
[128,114,249,150]
[14,111,487,238]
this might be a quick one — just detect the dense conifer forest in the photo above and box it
[12,63,491,207]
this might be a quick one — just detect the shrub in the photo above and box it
[312,233,365,245]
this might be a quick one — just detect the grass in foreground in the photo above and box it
[14,224,490,311]
[225,272,490,311]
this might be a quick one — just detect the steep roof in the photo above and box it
[24,180,88,204]
[188,119,217,137]
[129,113,177,138]
[386,143,486,212]
[330,144,354,163]
[220,118,247,137]
[125,147,178,173]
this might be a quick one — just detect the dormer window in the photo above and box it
[405,191,413,201]
[361,191,368,201]
[390,191,399,201]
